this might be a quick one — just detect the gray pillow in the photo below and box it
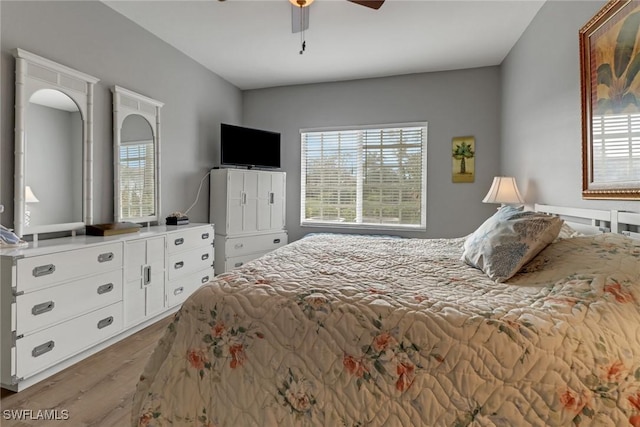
[461,206,563,282]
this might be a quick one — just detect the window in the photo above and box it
[300,123,427,230]
[119,141,156,219]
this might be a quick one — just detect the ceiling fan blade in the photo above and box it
[347,0,385,10]
[291,4,310,33]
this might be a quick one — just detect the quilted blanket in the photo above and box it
[132,233,640,427]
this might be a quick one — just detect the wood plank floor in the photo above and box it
[0,316,171,427]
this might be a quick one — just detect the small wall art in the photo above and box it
[452,136,475,183]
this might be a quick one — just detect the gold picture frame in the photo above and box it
[580,0,640,199]
[452,136,475,183]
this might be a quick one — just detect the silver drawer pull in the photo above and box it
[174,238,184,246]
[143,265,151,287]
[174,261,184,269]
[201,253,209,261]
[32,301,55,316]
[173,286,184,295]
[234,243,244,249]
[234,262,243,267]
[33,264,55,277]
[32,340,55,358]
[273,238,281,244]
[201,275,210,284]
[97,283,114,295]
[97,316,114,329]
[201,233,210,240]
[98,252,114,263]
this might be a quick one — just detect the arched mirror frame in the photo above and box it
[112,85,163,224]
[13,48,99,238]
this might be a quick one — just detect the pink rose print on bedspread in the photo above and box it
[559,345,640,426]
[343,354,368,378]
[629,393,640,426]
[396,362,415,392]
[603,281,635,303]
[187,348,208,370]
[186,303,263,378]
[342,315,424,393]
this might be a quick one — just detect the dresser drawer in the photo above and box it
[15,302,123,379]
[167,246,213,281]
[166,269,213,308]
[166,226,214,254]
[16,270,123,336]
[223,231,288,258]
[225,253,266,271]
[16,242,123,292]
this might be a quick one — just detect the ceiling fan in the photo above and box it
[291,0,384,33]
[290,0,385,54]
[217,0,385,53]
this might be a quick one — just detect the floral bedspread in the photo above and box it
[132,233,640,427]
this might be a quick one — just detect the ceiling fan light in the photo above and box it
[289,0,314,7]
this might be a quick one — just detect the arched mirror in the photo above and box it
[26,89,83,229]
[13,49,99,238]
[112,86,163,224]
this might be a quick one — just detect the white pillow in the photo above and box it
[461,206,563,282]
[554,222,584,241]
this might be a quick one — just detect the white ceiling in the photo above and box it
[103,0,546,90]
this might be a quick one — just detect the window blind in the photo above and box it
[301,123,427,229]
[119,141,155,219]
[592,113,640,183]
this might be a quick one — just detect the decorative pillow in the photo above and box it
[461,206,563,282]
[554,222,584,241]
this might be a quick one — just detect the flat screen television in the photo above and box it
[220,123,281,169]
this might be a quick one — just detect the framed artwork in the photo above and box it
[580,0,640,199]
[452,136,475,183]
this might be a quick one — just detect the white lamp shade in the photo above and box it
[482,177,524,204]
[25,186,39,203]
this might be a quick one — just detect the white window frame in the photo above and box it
[300,122,428,231]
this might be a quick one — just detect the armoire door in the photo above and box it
[242,171,259,234]
[257,172,274,231]
[226,170,245,235]
[227,170,260,235]
[269,172,286,230]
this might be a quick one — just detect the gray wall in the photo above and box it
[243,67,502,241]
[501,0,640,213]
[1,0,242,227]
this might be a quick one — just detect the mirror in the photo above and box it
[26,89,83,229]
[112,86,163,224]
[119,115,155,220]
[13,49,99,237]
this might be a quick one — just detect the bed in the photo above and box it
[132,205,640,426]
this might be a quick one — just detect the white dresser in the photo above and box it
[0,223,213,392]
[210,168,287,273]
